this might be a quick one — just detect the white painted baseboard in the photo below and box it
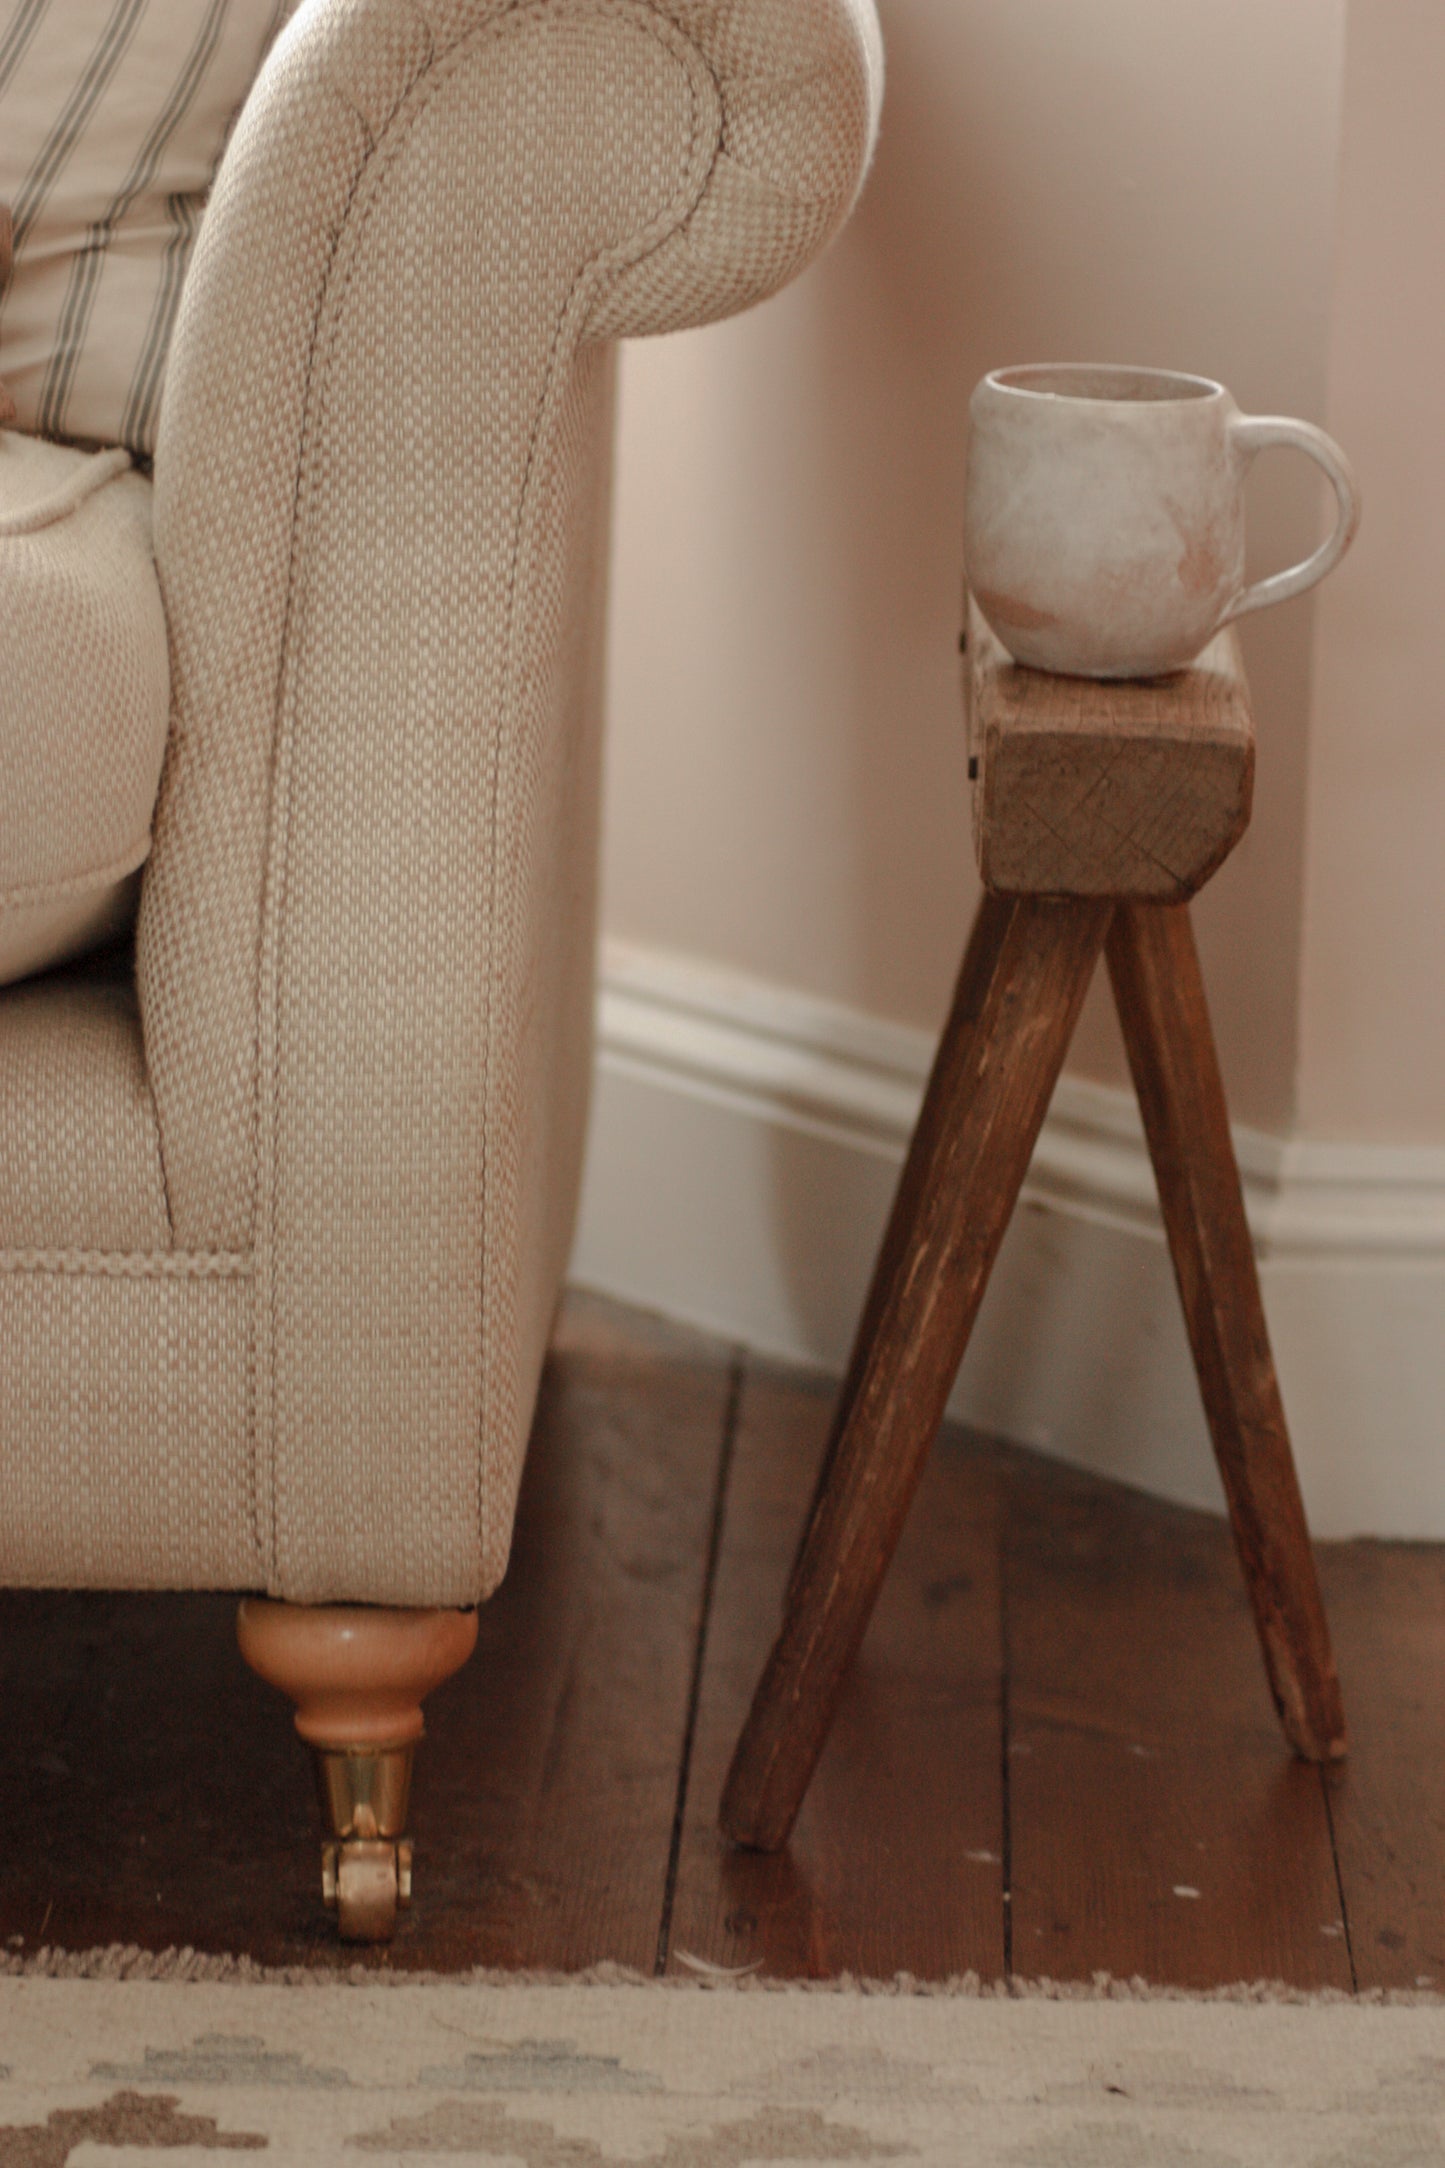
[571,938,1445,1537]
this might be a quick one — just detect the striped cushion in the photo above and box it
[0,0,296,457]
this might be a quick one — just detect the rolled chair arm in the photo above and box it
[141,0,881,1603]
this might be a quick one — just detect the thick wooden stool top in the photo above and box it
[966,593,1254,901]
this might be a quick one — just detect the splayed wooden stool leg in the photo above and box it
[237,1600,478,1941]
[1106,902,1345,1761]
[721,893,1113,1852]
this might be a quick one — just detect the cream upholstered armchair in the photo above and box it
[0,0,881,1938]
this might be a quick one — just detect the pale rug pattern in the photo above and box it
[1,1979,1443,2165]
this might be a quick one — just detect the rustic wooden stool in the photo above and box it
[720,596,1346,1854]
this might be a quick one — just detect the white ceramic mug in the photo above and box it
[964,364,1360,678]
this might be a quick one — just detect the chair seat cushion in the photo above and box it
[0,429,169,986]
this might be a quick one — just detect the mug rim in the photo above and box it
[984,362,1226,407]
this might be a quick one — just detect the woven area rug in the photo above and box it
[1,1965,1442,2165]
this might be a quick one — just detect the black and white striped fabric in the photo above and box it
[0,0,297,456]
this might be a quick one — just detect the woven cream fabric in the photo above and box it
[1,0,882,1601]
[0,431,169,985]
[0,955,169,1250]
[0,1265,257,1590]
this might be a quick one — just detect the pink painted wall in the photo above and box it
[603,0,1357,1133]
[1299,0,1445,1142]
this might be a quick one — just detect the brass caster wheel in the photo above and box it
[322,1836,413,1943]
[236,1599,477,1945]
[312,1744,414,1944]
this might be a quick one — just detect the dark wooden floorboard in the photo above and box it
[0,1292,1439,1990]
[0,1585,321,1963]
[411,1295,735,1973]
[665,1362,1007,1983]
[1318,1540,1445,1991]
[0,1292,734,1974]
[1002,1447,1352,1989]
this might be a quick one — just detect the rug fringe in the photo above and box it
[0,1945,1440,2003]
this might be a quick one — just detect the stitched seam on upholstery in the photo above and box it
[262,0,720,1598]
[256,1,450,1594]
[250,50,413,1589]
[475,1,718,1591]
[1,837,150,908]
[0,1247,252,1276]
[254,1,468,1595]
[253,250,352,1585]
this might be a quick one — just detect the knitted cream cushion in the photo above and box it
[0,0,296,455]
[0,429,169,983]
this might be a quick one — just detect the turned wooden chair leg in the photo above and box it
[236,1600,478,1941]
[721,893,1113,1852]
[1106,902,1346,1762]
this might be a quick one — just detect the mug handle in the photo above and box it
[1224,414,1360,623]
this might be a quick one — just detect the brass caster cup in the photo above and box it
[314,1743,416,1944]
[313,1742,414,1843]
